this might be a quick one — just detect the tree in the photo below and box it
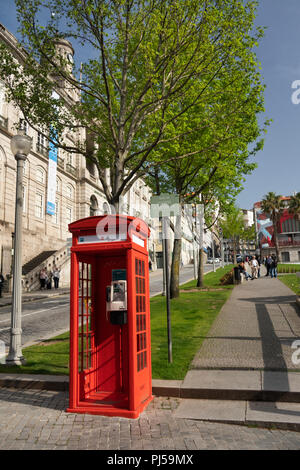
[220,206,245,264]
[241,224,256,253]
[0,0,265,211]
[289,192,300,221]
[260,192,285,261]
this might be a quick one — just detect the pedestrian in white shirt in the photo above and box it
[250,256,258,279]
[53,266,61,289]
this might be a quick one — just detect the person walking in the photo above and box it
[257,256,261,278]
[53,267,61,289]
[250,256,259,279]
[270,255,278,278]
[0,273,4,298]
[265,255,272,277]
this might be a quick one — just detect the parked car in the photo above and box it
[207,258,220,264]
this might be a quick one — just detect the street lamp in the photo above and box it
[6,129,32,365]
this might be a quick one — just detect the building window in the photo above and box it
[66,183,74,199]
[66,206,73,226]
[35,192,44,219]
[281,252,290,262]
[67,153,73,166]
[298,251,300,261]
[282,217,300,234]
[0,82,7,129]
[90,195,98,216]
[19,118,28,135]
[36,166,45,184]
[37,132,48,156]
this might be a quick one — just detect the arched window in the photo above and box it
[36,166,45,184]
[86,159,96,177]
[90,195,98,216]
[103,201,110,215]
[66,183,74,199]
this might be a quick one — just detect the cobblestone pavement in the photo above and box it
[1,388,300,450]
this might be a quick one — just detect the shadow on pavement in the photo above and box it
[238,295,298,305]
[0,387,67,412]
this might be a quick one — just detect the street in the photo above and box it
[0,264,215,349]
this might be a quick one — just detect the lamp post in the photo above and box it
[6,129,32,365]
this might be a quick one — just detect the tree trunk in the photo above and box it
[170,237,181,298]
[197,247,205,288]
[170,213,182,299]
[273,221,281,262]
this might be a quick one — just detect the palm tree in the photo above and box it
[260,192,285,261]
[289,192,300,221]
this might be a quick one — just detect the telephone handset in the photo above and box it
[106,280,127,325]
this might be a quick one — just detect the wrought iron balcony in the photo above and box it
[66,163,77,177]
[278,239,300,247]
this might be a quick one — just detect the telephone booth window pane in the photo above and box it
[78,262,94,373]
[135,257,147,372]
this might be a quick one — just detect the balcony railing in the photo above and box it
[66,163,77,177]
[36,143,49,157]
[0,115,8,130]
[278,240,300,247]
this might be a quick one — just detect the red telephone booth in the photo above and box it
[66,215,153,419]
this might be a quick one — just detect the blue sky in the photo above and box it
[0,0,299,210]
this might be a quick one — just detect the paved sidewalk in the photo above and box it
[191,274,300,370]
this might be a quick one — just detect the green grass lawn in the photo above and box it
[0,265,234,380]
[278,264,300,274]
[278,274,300,296]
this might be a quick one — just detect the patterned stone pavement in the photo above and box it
[191,275,300,370]
[1,387,300,450]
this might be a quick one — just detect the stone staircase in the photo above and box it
[21,244,70,292]
[22,251,56,276]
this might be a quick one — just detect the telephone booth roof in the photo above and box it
[69,214,150,244]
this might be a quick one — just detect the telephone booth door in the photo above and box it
[95,254,129,403]
[77,255,96,401]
